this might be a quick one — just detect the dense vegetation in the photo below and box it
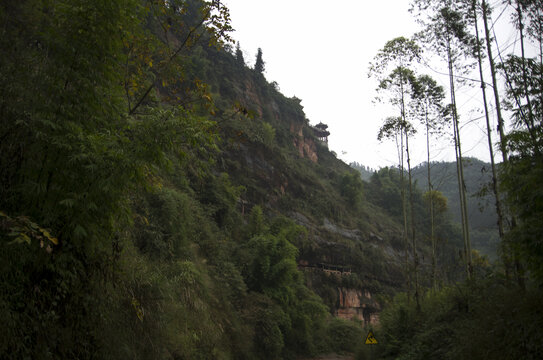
[0,1,343,358]
[0,0,416,358]
[1,0,542,359]
[412,159,501,258]
[356,159,501,258]
[360,0,543,359]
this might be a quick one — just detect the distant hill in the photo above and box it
[409,159,500,258]
[350,162,376,181]
[412,159,495,226]
[351,158,500,259]
[412,159,500,259]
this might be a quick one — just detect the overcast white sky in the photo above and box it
[222,0,521,169]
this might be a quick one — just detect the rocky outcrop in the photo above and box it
[241,79,264,118]
[322,218,363,241]
[291,123,318,163]
[335,288,380,325]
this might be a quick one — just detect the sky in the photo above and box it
[221,0,520,170]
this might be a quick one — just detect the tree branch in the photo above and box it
[129,5,213,116]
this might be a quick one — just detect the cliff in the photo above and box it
[195,44,411,323]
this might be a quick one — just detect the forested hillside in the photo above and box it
[412,159,500,258]
[0,1,428,358]
[362,0,543,358]
[350,162,375,182]
[1,1,543,359]
[354,159,500,258]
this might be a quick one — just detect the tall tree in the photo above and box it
[499,42,543,284]
[236,41,245,66]
[378,116,412,296]
[477,0,521,280]
[468,0,509,276]
[370,37,422,309]
[255,47,265,74]
[514,0,536,136]
[411,0,476,278]
[496,0,543,286]
[410,74,446,289]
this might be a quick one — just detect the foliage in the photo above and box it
[499,55,543,154]
[235,41,245,66]
[411,0,476,64]
[368,36,421,77]
[368,168,404,217]
[410,74,447,135]
[327,318,365,354]
[378,280,543,360]
[501,155,543,283]
[8,0,535,358]
[366,166,465,283]
[423,190,448,215]
[350,162,375,181]
[340,171,365,209]
[412,160,501,259]
[255,47,266,74]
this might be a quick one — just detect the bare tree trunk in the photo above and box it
[425,111,437,290]
[394,126,411,298]
[400,73,418,308]
[447,38,472,279]
[516,1,536,132]
[481,0,514,280]
[398,131,411,299]
[405,129,420,310]
[472,0,506,261]
[481,0,507,159]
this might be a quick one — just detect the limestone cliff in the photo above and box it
[336,288,380,325]
[291,123,318,163]
[202,44,408,324]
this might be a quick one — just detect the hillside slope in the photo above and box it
[0,2,463,358]
[198,42,411,319]
[352,158,501,259]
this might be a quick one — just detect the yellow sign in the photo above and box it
[365,330,378,345]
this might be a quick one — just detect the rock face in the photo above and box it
[335,288,380,325]
[241,79,264,118]
[238,75,319,164]
[293,215,404,326]
[291,123,318,163]
[219,60,404,328]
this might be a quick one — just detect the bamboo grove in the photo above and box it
[371,1,543,358]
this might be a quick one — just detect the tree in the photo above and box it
[340,171,364,210]
[411,0,476,279]
[411,74,446,289]
[499,40,543,285]
[370,36,422,308]
[513,0,537,140]
[378,116,418,304]
[466,0,511,280]
[255,47,265,74]
[124,0,233,115]
[236,41,245,66]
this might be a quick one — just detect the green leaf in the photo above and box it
[40,228,59,245]
[9,233,31,245]
[73,225,88,239]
